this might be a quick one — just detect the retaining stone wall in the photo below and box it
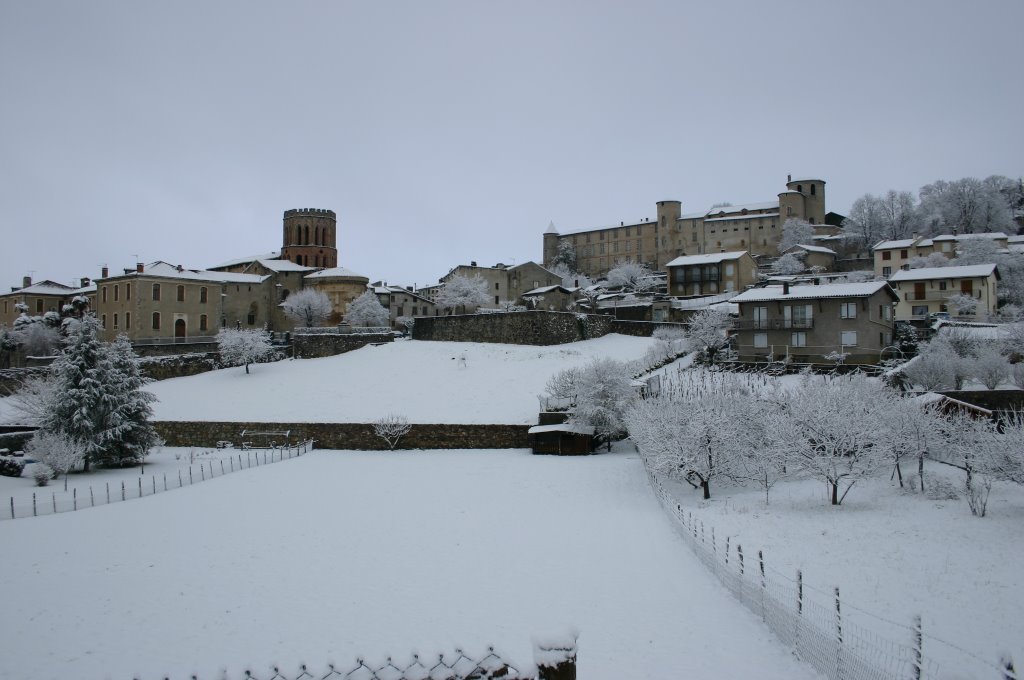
[139,353,222,381]
[610,320,688,337]
[153,421,531,450]
[412,311,614,345]
[293,333,393,359]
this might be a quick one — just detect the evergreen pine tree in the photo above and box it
[105,334,159,465]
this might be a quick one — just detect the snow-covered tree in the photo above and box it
[549,262,592,290]
[684,307,733,363]
[551,240,578,271]
[0,328,18,369]
[372,414,412,450]
[568,358,633,450]
[780,374,891,505]
[25,430,84,484]
[605,261,659,293]
[947,293,979,318]
[971,347,1009,389]
[31,316,157,470]
[647,326,687,364]
[344,290,390,327]
[216,328,276,374]
[395,316,415,335]
[919,177,1015,234]
[908,252,950,269]
[774,252,805,275]
[436,274,491,314]
[777,218,815,254]
[281,288,333,327]
[17,322,60,357]
[901,353,955,391]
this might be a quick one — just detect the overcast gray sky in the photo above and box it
[2,0,1021,290]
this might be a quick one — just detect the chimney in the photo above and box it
[101,266,109,278]
[787,174,792,183]
[22,276,31,289]
[471,261,477,267]
[80,277,91,288]
[783,281,790,295]
[137,263,145,274]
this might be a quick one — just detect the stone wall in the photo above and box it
[610,320,688,337]
[293,332,394,359]
[412,311,614,345]
[133,341,222,357]
[139,353,221,381]
[153,421,531,450]
[0,367,48,396]
[0,429,35,452]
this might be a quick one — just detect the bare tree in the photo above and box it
[971,348,1009,389]
[605,261,659,293]
[778,218,815,254]
[372,414,412,450]
[25,430,84,487]
[281,288,333,327]
[774,252,806,275]
[216,328,276,374]
[684,307,733,364]
[568,358,633,451]
[901,353,955,391]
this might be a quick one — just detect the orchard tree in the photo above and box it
[685,307,733,363]
[436,274,490,314]
[774,252,806,275]
[344,290,390,327]
[216,328,276,374]
[25,431,84,486]
[281,288,333,327]
[567,358,634,450]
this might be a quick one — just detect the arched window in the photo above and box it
[152,312,161,330]
[797,184,803,193]
[176,285,185,302]
[315,226,320,245]
[811,184,817,196]
[304,225,310,244]
[200,287,208,304]
[152,283,161,301]
[101,314,107,329]
[199,314,208,331]
[247,302,258,325]
[125,312,131,330]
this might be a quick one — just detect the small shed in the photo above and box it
[528,423,596,456]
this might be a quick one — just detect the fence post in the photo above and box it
[189,466,193,484]
[758,549,767,620]
[152,476,156,495]
[263,451,267,465]
[163,474,167,491]
[73,488,77,511]
[835,586,844,680]
[10,496,13,519]
[535,636,577,680]
[795,569,803,654]
[52,492,56,514]
[106,482,110,504]
[90,486,94,507]
[200,465,205,481]
[178,470,183,488]
[209,461,213,478]
[33,492,36,517]
[121,481,125,501]
[912,615,922,680]
[230,458,234,472]
[737,544,744,575]
[221,460,225,475]
[711,527,716,557]
[138,477,142,498]
[725,537,730,565]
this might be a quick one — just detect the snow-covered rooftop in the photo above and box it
[888,264,998,282]
[522,285,571,296]
[11,281,75,296]
[255,259,317,273]
[704,212,779,224]
[731,281,893,303]
[106,261,269,284]
[665,251,749,267]
[527,423,595,435]
[304,266,369,280]
[932,232,1007,242]
[704,201,778,216]
[787,244,837,255]
[873,238,918,250]
[545,221,558,234]
[210,251,280,269]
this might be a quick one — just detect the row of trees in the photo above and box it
[900,327,1024,391]
[626,371,1023,515]
[844,175,1023,248]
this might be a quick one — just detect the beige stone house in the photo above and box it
[437,261,561,313]
[781,244,838,272]
[888,264,999,321]
[665,251,758,297]
[92,261,277,343]
[543,176,829,278]
[0,278,77,328]
[872,232,1009,277]
[521,285,578,311]
[373,284,437,329]
[731,281,898,365]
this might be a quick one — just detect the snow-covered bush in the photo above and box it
[902,353,955,391]
[372,414,412,450]
[1011,362,1024,389]
[774,252,805,275]
[26,431,84,481]
[396,316,415,334]
[605,261,659,293]
[684,308,733,364]
[216,328,276,374]
[0,456,26,478]
[947,293,980,318]
[344,290,390,327]
[971,348,1009,389]
[568,358,633,450]
[32,463,52,486]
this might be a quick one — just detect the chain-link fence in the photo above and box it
[644,467,1018,680]
[4,439,314,521]
[127,642,577,680]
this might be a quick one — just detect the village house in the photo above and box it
[731,280,898,365]
[520,285,578,312]
[0,277,79,328]
[436,261,561,313]
[872,232,1009,277]
[664,251,758,297]
[372,284,438,329]
[781,244,838,272]
[888,264,999,321]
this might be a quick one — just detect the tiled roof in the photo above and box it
[732,281,893,303]
[665,251,749,267]
[888,264,998,282]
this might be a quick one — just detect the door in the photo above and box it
[914,283,926,300]
[174,319,186,339]
[960,280,973,296]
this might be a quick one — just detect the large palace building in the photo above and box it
[543,176,828,278]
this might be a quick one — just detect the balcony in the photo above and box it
[904,290,982,302]
[735,319,813,331]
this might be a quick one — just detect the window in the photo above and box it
[912,305,928,317]
[494,295,499,305]
[152,312,160,330]
[126,283,131,301]
[840,330,858,347]
[101,314,106,329]
[900,249,908,258]
[784,304,813,329]
[533,280,539,288]
[791,332,807,347]
[113,285,119,302]
[113,313,118,329]
[125,312,131,330]
[879,305,892,321]
[495,282,500,290]
[811,185,816,196]
[840,302,857,319]
[177,285,185,302]
[200,314,208,331]
[753,306,768,329]
[753,333,768,349]
[36,299,43,313]
[102,286,108,303]
[152,284,161,301]
[882,266,892,277]
[200,287,208,303]
[882,251,892,261]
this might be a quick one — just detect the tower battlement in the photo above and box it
[284,208,336,218]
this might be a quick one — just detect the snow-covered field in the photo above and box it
[665,463,1024,677]
[142,335,659,424]
[0,449,819,680]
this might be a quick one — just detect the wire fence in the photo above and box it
[126,642,576,680]
[4,439,314,521]
[643,466,1019,680]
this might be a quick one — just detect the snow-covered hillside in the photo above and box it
[0,449,819,680]
[146,335,659,424]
